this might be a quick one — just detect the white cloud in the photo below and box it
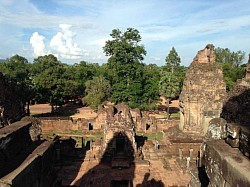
[50,24,87,60]
[30,32,46,57]
[1,0,250,65]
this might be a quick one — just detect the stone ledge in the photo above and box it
[0,140,55,187]
[205,140,250,187]
[0,121,31,139]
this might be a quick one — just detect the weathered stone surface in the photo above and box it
[245,54,250,80]
[21,116,42,141]
[179,44,226,134]
[41,103,164,136]
[0,121,32,167]
[239,126,250,158]
[102,104,136,161]
[221,56,250,124]
[0,140,56,187]
[204,140,250,187]
[205,118,227,140]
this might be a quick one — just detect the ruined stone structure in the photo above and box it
[0,121,58,187]
[0,73,25,127]
[100,103,136,164]
[179,44,226,134]
[221,55,250,124]
[3,48,249,186]
[41,103,164,134]
[189,55,250,187]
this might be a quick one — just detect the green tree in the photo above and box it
[0,55,31,114]
[73,61,99,95]
[215,47,245,67]
[31,54,67,111]
[165,47,181,74]
[103,28,147,108]
[103,28,146,64]
[160,48,185,117]
[160,47,183,99]
[215,47,246,91]
[83,76,111,109]
[159,72,180,98]
[142,64,161,109]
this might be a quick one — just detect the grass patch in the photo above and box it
[158,111,180,119]
[170,112,180,118]
[137,131,164,141]
[42,130,104,141]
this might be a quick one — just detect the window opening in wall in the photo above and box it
[88,123,93,131]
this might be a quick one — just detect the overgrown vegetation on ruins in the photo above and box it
[0,28,247,111]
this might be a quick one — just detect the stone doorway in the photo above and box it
[116,133,125,154]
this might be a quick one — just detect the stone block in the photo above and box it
[206,118,227,140]
[239,126,250,158]
[0,121,32,166]
[205,140,250,187]
[0,140,56,187]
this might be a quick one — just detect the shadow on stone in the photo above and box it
[67,131,165,187]
[198,166,209,187]
[136,173,164,187]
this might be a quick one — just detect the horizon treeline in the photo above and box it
[0,28,247,111]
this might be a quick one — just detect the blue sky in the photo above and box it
[0,0,250,66]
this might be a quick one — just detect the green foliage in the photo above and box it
[159,72,180,98]
[83,76,111,109]
[3,32,248,113]
[222,63,245,91]
[103,28,153,109]
[215,47,246,91]
[159,47,186,99]
[103,28,146,64]
[72,61,98,95]
[215,47,245,67]
[31,54,67,109]
[1,55,29,82]
[142,64,161,105]
[137,132,164,141]
[0,55,32,113]
[165,47,181,73]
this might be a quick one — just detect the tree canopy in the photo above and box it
[83,76,111,109]
[103,28,153,108]
[0,29,247,112]
[160,47,186,99]
[215,47,246,91]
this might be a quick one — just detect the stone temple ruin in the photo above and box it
[179,44,227,134]
[187,46,250,187]
[0,44,250,187]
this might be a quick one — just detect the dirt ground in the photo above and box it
[29,104,97,119]
[29,104,52,114]
[29,98,179,119]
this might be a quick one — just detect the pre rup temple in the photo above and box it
[0,45,249,187]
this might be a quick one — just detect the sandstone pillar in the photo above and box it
[186,157,190,169]
[189,148,193,160]
[179,148,183,160]
[81,137,85,150]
